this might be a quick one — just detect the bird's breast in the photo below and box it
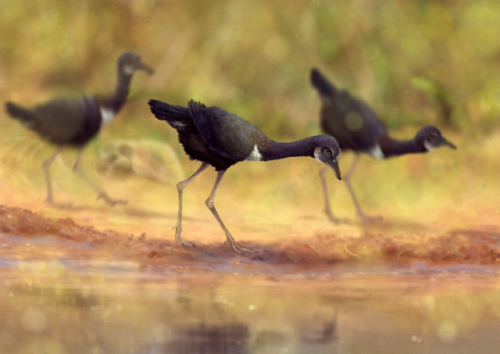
[367,144,385,160]
[99,106,116,127]
[245,144,263,161]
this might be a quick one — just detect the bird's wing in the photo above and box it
[188,100,255,161]
[349,98,387,148]
[321,90,386,151]
[33,97,88,143]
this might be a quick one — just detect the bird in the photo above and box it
[311,68,457,223]
[5,51,154,208]
[148,99,342,254]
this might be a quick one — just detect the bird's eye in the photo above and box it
[325,149,332,155]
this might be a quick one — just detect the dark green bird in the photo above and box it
[311,68,456,223]
[5,52,153,208]
[149,99,342,254]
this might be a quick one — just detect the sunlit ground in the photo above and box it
[0,121,499,353]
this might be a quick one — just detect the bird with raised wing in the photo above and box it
[149,99,342,254]
[311,68,456,223]
[5,51,154,208]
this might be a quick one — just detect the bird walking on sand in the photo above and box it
[311,68,456,223]
[148,99,342,254]
[5,52,154,208]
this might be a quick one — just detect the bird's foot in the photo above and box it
[178,239,196,248]
[45,197,73,210]
[224,239,258,255]
[324,208,351,225]
[97,192,128,207]
[359,214,383,224]
[175,226,196,248]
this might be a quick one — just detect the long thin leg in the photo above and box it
[319,167,349,224]
[343,154,381,223]
[72,145,84,171]
[174,162,210,247]
[73,146,127,206]
[43,145,72,209]
[205,170,257,254]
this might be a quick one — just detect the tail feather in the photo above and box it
[311,68,336,97]
[5,102,37,127]
[148,99,189,129]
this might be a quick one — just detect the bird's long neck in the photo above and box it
[378,135,426,158]
[254,133,320,161]
[94,69,132,127]
[110,69,133,111]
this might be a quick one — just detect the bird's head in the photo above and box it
[313,136,342,180]
[416,125,456,152]
[118,51,154,76]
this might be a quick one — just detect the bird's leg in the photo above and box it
[72,146,83,171]
[174,162,210,247]
[73,146,127,207]
[319,167,349,224]
[343,154,382,224]
[43,145,72,209]
[205,170,258,255]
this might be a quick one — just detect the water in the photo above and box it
[2,257,500,354]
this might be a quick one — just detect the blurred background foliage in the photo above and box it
[2,0,500,143]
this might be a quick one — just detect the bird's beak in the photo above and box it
[138,61,155,75]
[441,137,457,150]
[325,160,342,181]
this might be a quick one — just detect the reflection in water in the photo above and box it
[1,272,500,353]
[165,322,248,354]
[298,311,337,344]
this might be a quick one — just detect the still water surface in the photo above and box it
[1,257,500,354]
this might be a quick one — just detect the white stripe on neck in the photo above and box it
[423,141,436,151]
[100,106,116,127]
[314,147,323,163]
[246,144,263,161]
[368,144,385,160]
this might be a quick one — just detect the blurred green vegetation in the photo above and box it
[1,0,500,143]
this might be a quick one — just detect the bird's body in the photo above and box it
[311,68,456,222]
[315,82,386,157]
[151,102,255,171]
[6,96,102,146]
[5,51,154,208]
[149,99,342,254]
